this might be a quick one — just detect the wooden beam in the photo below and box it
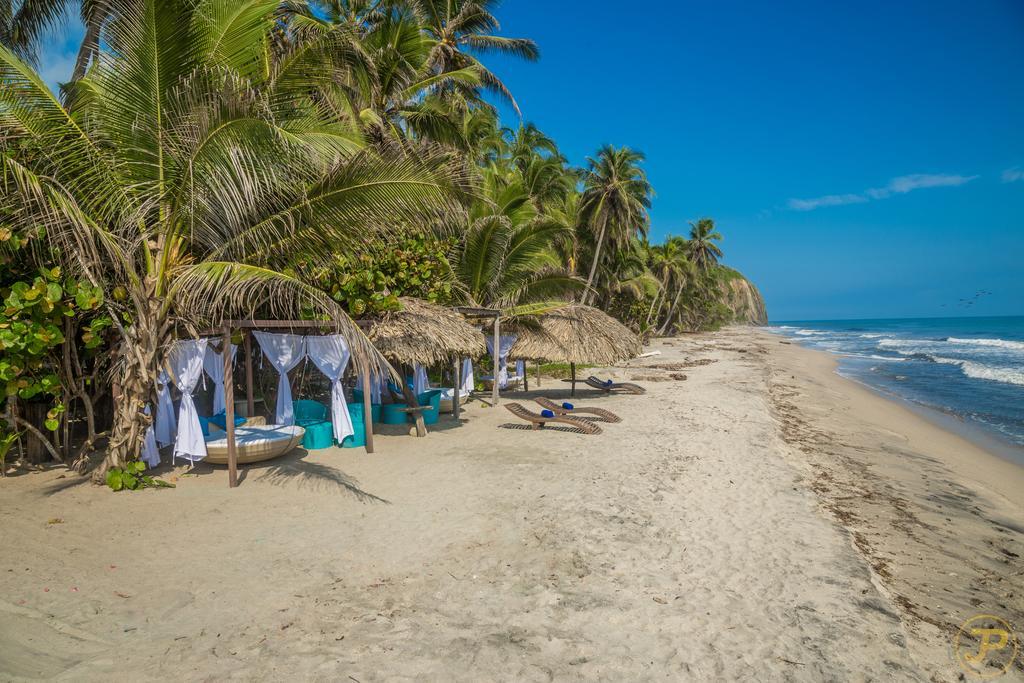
[522,360,529,392]
[536,360,541,388]
[223,326,238,488]
[361,371,374,453]
[452,357,461,420]
[244,329,254,417]
[570,362,576,398]
[400,373,427,437]
[491,316,500,406]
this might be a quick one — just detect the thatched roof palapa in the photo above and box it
[507,304,641,365]
[367,297,486,367]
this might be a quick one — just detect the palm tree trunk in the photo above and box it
[658,285,686,336]
[93,297,163,483]
[582,217,607,306]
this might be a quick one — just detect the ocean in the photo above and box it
[767,316,1024,457]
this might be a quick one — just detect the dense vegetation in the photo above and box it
[0,0,759,476]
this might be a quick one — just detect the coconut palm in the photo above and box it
[655,236,696,334]
[453,168,579,309]
[0,0,464,478]
[687,217,723,271]
[410,0,538,115]
[578,145,652,305]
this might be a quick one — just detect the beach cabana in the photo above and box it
[366,298,487,422]
[507,304,642,396]
[159,319,389,488]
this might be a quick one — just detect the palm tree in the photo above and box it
[453,168,580,309]
[656,237,696,335]
[410,0,539,115]
[686,217,723,271]
[0,0,464,478]
[579,145,652,305]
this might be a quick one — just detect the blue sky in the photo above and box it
[36,0,1024,320]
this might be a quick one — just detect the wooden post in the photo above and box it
[452,357,461,420]
[522,360,529,392]
[570,362,576,398]
[536,360,541,388]
[244,329,254,417]
[361,371,374,453]
[223,327,238,488]
[491,315,500,406]
[400,374,427,437]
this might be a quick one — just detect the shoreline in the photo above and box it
[758,328,1024,508]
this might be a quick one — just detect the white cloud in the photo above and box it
[787,172,978,211]
[1003,167,1024,183]
[787,194,867,211]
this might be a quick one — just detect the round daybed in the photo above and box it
[203,425,305,465]
[438,387,471,414]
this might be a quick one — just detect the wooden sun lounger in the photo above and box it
[585,376,646,394]
[533,397,622,423]
[503,403,602,434]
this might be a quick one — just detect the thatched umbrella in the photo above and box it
[367,297,486,367]
[507,304,641,395]
[366,298,486,421]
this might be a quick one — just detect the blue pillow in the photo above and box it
[540,409,555,418]
[604,379,613,387]
[209,411,245,431]
[562,402,574,410]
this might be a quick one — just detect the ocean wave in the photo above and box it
[859,333,884,338]
[794,329,826,336]
[946,337,1024,351]
[932,357,1024,386]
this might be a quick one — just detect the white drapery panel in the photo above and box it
[460,358,474,394]
[515,359,526,380]
[141,406,160,468]
[486,335,518,389]
[357,372,386,404]
[202,342,237,415]
[413,364,430,395]
[154,369,176,447]
[254,332,306,426]
[305,335,355,445]
[169,339,209,464]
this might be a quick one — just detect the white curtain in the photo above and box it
[169,339,209,464]
[141,406,160,468]
[202,341,237,415]
[305,335,355,445]
[357,372,385,404]
[154,368,176,447]
[254,332,306,426]
[486,335,518,389]
[413,364,430,395]
[515,359,526,379]
[460,358,474,394]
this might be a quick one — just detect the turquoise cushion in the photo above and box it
[209,411,246,431]
[300,420,333,450]
[541,409,555,418]
[562,402,574,410]
[293,399,328,421]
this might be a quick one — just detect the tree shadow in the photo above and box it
[253,458,390,504]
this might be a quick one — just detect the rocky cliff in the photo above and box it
[717,267,768,325]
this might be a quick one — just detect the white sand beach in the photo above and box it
[2,327,1022,681]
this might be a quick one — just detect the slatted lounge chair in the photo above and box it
[586,376,646,394]
[533,397,622,423]
[503,403,602,435]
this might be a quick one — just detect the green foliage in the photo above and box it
[0,230,109,423]
[105,461,175,491]
[0,426,19,475]
[308,234,456,316]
